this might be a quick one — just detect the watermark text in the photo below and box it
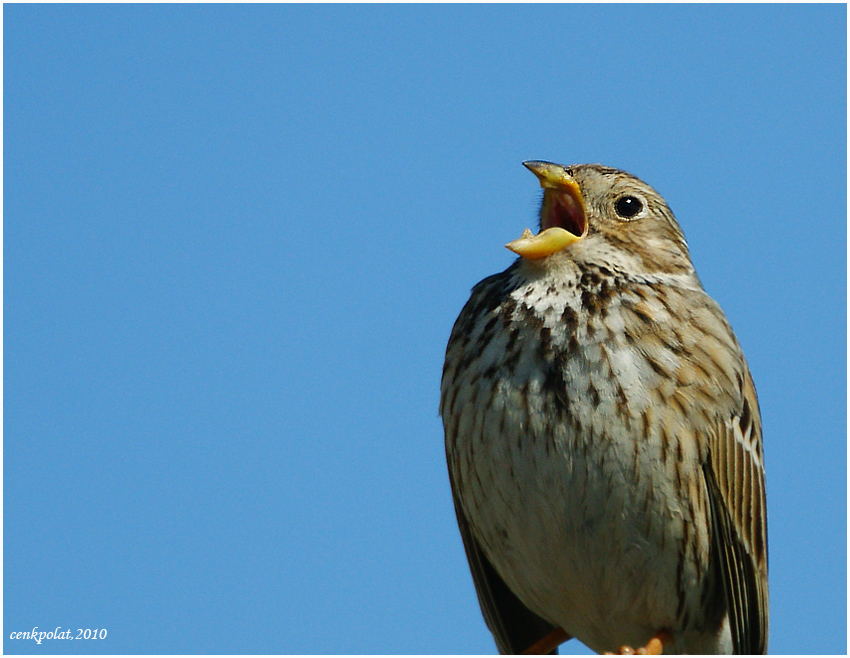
[9,627,107,644]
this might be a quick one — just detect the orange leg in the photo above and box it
[522,627,571,654]
[602,631,670,655]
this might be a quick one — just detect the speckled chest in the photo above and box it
[443,261,714,646]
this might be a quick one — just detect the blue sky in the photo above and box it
[4,4,845,655]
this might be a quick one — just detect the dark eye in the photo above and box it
[615,196,642,219]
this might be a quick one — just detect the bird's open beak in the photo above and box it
[506,161,587,259]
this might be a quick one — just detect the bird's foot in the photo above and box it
[602,631,670,655]
[522,627,571,654]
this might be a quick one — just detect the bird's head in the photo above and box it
[508,161,695,276]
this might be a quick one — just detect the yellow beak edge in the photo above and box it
[506,227,581,259]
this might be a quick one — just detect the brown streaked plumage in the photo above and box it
[440,161,768,655]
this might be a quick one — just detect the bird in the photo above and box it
[440,161,768,655]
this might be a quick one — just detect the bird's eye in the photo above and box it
[615,196,642,219]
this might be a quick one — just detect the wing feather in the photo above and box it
[704,369,769,654]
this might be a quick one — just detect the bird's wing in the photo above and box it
[703,368,769,654]
[449,483,562,655]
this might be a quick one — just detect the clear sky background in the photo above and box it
[4,4,846,655]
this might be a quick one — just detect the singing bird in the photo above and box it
[440,161,768,655]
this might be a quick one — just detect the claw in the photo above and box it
[602,632,667,655]
[638,636,664,654]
